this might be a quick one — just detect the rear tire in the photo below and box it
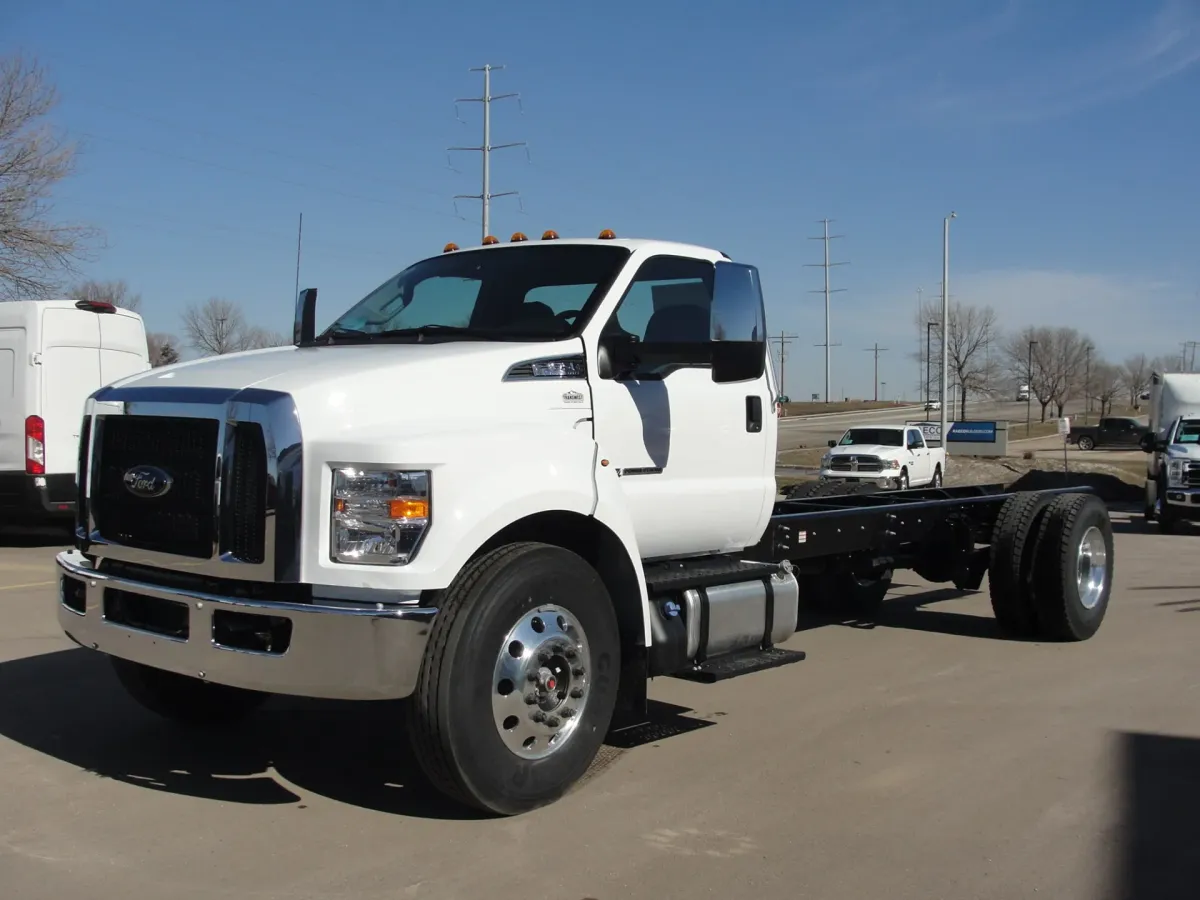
[407,542,621,816]
[1030,493,1114,641]
[1077,436,1095,451]
[987,492,1055,638]
[110,658,268,726]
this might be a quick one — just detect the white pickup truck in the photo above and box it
[820,423,946,490]
[55,230,1113,816]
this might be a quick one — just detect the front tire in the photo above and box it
[898,469,910,490]
[407,542,621,816]
[110,658,269,726]
[931,465,943,488]
[1077,436,1095,451]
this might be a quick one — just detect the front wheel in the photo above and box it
[1077,436,1095,451]
[898,469,910,490]
[931,465,943,488]
[407,542,621,816]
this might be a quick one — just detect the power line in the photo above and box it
[449,64,528,243]
[863,342,889,402]
[805,218,847,403]
[769,331,799,397]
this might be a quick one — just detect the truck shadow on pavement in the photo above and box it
[1112,730,1200,900]
[0,524,73,549]
[0,646,712,820]
[795,587,1033,642]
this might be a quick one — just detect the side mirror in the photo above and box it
[1138,433,1157,453]
[710,261,767,384]
[294,287,317,346]
[596,333,639,380]
[827,439,837,448]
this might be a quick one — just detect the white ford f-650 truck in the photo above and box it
[56,231,1115,816]
[1140,371,1200,532]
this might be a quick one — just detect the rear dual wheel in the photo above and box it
[988,492,1113,641]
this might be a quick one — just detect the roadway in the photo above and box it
[1,516,1197,899]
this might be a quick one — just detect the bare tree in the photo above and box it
[1091,361,1124,417]
[181,297,288,355]
[68,277,141,312]
[0,55,96,301]
[146,332,181,367]
[913,299,1000,418]
[1123,353,1150,408]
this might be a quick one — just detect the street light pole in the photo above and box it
[1084,343,1092,423]
[941,212,956,448]
[1026,338,1038,436]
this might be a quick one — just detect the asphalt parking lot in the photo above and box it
[1,515,1198,900]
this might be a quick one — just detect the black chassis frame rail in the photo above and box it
[742,482,1093,568]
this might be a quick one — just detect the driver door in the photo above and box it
[588,255,774,560]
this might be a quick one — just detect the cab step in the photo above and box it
[670,647,807,684]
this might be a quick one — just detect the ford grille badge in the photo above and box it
[123,465,174,499]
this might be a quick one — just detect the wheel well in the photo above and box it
[470,511,645,653]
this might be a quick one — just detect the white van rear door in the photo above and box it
[99,313,150,385]
[0,327,26,473]
[40,308,100,477]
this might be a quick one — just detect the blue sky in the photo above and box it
[4,0,1199,399]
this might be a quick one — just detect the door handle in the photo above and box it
[745,396,763,433]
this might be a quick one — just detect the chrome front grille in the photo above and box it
[1187,462,1200,489]
[829,454,883,473]
[76,386,303,583]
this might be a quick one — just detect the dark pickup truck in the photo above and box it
[1069,416,1149,451]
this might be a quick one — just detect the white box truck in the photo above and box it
[0,299,149,525]
[55,231,1115,815]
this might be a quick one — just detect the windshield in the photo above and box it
[1174,420,1200,443]
[838,428,903,447]
[321,244,632,342]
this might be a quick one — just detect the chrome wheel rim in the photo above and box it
[491,604,591,761]
[1076,526,1107,610]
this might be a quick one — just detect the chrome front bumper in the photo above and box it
[55,550,437,701]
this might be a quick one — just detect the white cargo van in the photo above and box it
[0,299,150,524]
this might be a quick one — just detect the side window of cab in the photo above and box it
[602,255,714,343]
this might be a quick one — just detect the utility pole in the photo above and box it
[805,218,847,403]
[915,286,923,402]
[863,342,889,402]
[769,331,798,398]
[449,64,526,243]
[1084,343,1092,423]
[1183,340,1199,372]
[941,212,956,449]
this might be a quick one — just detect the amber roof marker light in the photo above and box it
[598,229,616,239]
[443,242,460,253]
[541,230,559,240]
[510,232,528,242]
[482,235,500,245]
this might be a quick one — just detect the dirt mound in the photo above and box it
[1008,469,1143,503]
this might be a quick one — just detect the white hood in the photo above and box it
[1166,443,1200,461]
[827,444,901,457]
[107,340,590,435]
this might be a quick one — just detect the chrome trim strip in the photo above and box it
[79,386,304,583]
[56,551,436,701]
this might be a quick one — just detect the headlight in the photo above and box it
[820,454,832,467]
[884,459,900,470]
[331,467,430,565]
[1167,459,1186,487]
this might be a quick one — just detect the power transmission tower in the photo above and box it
[805,219,847,403]
[864,342,889,402]
[448,64,527,243]
[769,331,798,397]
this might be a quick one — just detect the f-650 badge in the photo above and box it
[561,390,585,404]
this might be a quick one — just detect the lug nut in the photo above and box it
[546,716,560,728]
[538,651,551,663]
[570,687,584,699]
[531,711,546,722]
[572,666,585,677]
[560,708,575,718]
[565,648,577,659]
[527,672,538,682]
[524,693,537,705]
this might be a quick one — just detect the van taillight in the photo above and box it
[25,415,45,475]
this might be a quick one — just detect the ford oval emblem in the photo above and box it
[123,465,174,499]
